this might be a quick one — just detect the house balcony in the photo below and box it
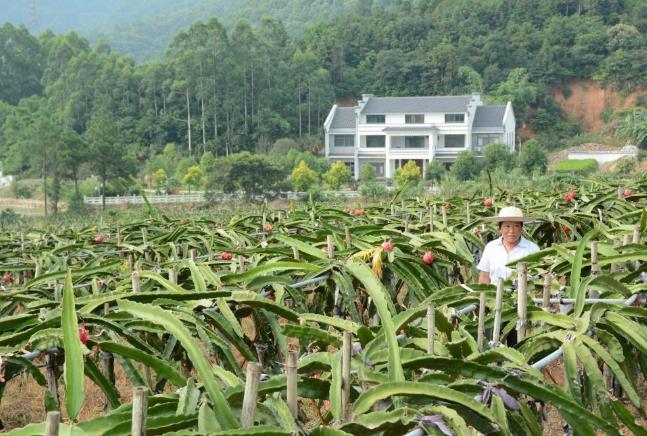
[358,147,386,156]
[389,146,430,158]
[328,146,355,156]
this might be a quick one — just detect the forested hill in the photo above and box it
[1,0,647,208]
[1,0,392,60]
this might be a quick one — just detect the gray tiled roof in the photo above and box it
[330,107,357,128]
[361,96,471,114]
[473,106,506,128]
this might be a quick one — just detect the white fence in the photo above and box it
[568,145,638,165]
[0,198,45,209]
[84,194,206,205]
[84,190,363,206]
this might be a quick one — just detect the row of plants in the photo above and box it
[0,177,645,435]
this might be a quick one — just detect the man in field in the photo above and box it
[477,206,539,285]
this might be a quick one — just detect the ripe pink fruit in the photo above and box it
[79,327,89,345]
[352,209,365,216]
[562,224,571,234]
[382,241,394,252]
[94,235,104,244]
[564,191,576,202]
[221,252,233,261]
[2,273,11,284]
[623,188,633,197]
[483,198,493,207]
[422,251,435,265]
[263,223,273,232]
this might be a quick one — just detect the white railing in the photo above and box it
[84,194,206,205]
[84,190,364,205]
[0,198,45,209]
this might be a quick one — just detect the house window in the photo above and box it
[475,134,500,149]
[405,114,424,124]
[343,161,355,174]
[366,114,385,124]
[366,135,385,148]
[404,136,426,148]
[445,114,465,123]
[334,135,355,147]
[363,162,384,177]
[444,135,465,148]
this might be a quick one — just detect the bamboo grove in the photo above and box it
[0,178,646,435]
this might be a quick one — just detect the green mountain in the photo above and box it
[1,0,392,60]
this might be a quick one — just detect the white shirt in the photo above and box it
[477,236,539,284]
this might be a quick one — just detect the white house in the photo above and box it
[323,93,515,179]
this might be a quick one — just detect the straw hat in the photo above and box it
[483,206,535,223]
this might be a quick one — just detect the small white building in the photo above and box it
[567,145,638,165]
[323,93,515,179]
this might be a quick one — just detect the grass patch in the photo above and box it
[554,159,598,174]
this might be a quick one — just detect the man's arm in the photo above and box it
[479,271,490,284]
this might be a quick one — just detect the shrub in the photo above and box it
[394,160,421,188]
[360,181,387,199]
[518,139,548,174]
[450,150,483,181]
[425,160,446,182]
[10,181,32,199]
[323,161,352,190]
[611,157,636,174]
[291,160,318,191]
[360,163,376,182]
[483,142,515,171]
[553,159,598,174]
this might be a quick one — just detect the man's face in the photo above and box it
[499,221,522,244]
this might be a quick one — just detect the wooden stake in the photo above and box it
[633,225,641,270]
[517,263,528,341]
[326,235,335,259]
[611,239,621,273]
[429,207,434,232]
[101,304,115,413]
[168,266,177,284]
[189,249,197,261]
[404,216,409,233]
[131,386,148,436]
[427,305,435,355]
[44,411,60,436]
[466,202,471,223]
[46,353,59,408]
[441,206,448,227]
[241,363,261,427]
[131,271,141,293]
[286,351,298,418]
[141,228,149,247]
[542,274,552,313]
[477,292,486,352]
[589,241,600,298]
[341,332,352,421]
[292,246,300,261]
[54,282,62,302]
[492,278,504,346]
[344,226,352,248]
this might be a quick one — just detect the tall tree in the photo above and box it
[85,109,137,209]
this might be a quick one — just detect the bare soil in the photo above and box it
[553,80,646,133]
